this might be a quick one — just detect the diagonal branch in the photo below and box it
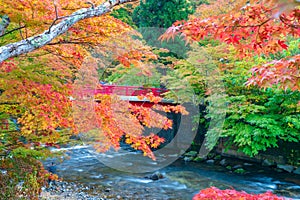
[0,26,26,38]
[0,0,137,63]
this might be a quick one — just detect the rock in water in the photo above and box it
[48,162,57,174]
[145,172,164,180]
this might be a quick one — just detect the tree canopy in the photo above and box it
[160,0,300,91]
[132,0,195,28]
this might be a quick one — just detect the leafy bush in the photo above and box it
[0,154,50,200]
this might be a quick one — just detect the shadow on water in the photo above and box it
[45,146,300,200]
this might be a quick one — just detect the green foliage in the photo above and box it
[110,5,137,28]
[107,66,162,88]
[234,168,246,174]
[139,28,191,58]
[133,0,195,28]
[162,59,206,103]
[161,37,300,157]
[194,0,210,5]
[132,0,195,58]
[287,149,300,166]
[220,41,300,156]
[223,89,300,156]
[9,147,49,159]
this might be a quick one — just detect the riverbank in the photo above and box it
[39,179,176,200]
[39,180,139,200]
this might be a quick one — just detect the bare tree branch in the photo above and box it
[0,0,137,63]
[0,26,26,38]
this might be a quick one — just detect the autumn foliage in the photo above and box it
[193,187,285,200]
[0,0,177,158]
[160,0,300,91]
[246,54,300,91]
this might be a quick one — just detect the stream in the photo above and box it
[44,145,300,200]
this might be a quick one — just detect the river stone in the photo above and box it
[293,167,300,175]
[262,159,274,167]
[233,164,243,170]
[243,163,253,166]
[277,164,294,173]
[274,168,283,173]
[184,156,193,162]
[145,172,164,180]
[219,159,227,166]
[206,159,215,164]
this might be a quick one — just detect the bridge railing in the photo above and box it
[95,85,168,97]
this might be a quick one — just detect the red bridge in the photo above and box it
[94,85,174,107]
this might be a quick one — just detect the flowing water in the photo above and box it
[45,145,300,200]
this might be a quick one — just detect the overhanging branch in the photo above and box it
[0,0,137,63]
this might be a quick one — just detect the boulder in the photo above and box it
[206,160,215,164]
[232,164,243,170]
[293,167,300,175]
[219,159,227,166]
[184,156,193,162]
[243,163,253,166]
[262,159,275,167]
[145,172,164,181]
[277,164,294,173]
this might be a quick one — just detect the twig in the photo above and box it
[85,2,95,9]
[53,0,59,19]
[0,26,26,38]
[18,22,25,40]
[48,0,60,34]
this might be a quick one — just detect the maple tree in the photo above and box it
[0,0,191,198]
[160,0,300,91]
[0,0,142,154]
